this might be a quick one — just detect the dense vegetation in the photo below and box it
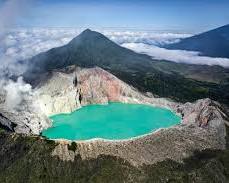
[0,127,229,183]
[110,67,229,104]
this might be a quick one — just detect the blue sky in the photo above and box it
[5,0,229,32]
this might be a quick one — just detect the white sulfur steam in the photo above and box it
[3,77,32,110]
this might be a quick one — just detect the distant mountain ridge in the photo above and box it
[166,24,229,58]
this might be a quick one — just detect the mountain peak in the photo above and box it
[25,28,150,81]
[79,29,102,37]
[69,29,111,46]
[82,28,93,34]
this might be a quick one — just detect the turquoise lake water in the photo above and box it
[42,103,181,140]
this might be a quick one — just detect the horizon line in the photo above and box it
[6,26,211,34]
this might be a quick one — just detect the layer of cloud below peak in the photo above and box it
[122,43,229,67]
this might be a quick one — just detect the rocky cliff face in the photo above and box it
[35,69,81,116]
[36,66,177,117]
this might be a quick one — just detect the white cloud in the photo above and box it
[0,0,32,112]
[122,43,229,67]
[0,0,32,77]
[0,28,81,76]
[103,30,191,45]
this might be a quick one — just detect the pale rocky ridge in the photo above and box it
[0,66,228,166]
[36,66,178,117]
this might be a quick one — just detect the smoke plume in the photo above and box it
[3,77,32,110]
[0,0,33,111]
